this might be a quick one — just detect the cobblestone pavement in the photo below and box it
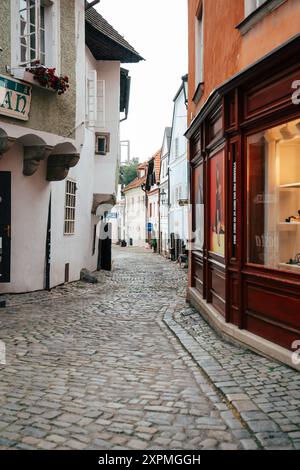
[0,247,299,450]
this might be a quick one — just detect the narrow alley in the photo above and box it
[0,247,299,451]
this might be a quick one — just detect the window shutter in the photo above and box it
[97,79,105,127]
[87,70,97,126]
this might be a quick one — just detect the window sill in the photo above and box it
[236,0,287,35]
[192,81,204,105]
[11,68,56,92]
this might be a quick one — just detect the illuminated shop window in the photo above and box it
[247,118,300,273]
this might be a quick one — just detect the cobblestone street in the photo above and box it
[0,246,299,450]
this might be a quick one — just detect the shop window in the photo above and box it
[193,163,204,250]
[247,118,300,273]
[210,150,225,256]
[64,180,76,235]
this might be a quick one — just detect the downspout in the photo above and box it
[158,184,161,254]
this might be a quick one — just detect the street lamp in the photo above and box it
[160,189,167,205]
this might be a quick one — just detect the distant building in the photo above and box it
[145,150,161,250]
[123,162,147,247]
[110,185,125,244]
[169,76,188,260]
[159,127,171,256]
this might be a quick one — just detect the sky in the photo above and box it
[95,0,188,162]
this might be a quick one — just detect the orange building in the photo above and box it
[186,0,300,369]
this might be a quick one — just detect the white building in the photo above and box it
[159,128,171,256]
[146,149,161,250]
[110,184,125,244]
[123,162,147,247]
[169,75,188,259]
[0,1,142,293]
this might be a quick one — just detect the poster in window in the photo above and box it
[194,163,204,249]
[210,150,225,256]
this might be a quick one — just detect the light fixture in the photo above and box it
[160,189,167,205]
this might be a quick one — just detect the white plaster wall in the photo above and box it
[85,48,120,197]
[0,144,50,293]
[49,1,98,288]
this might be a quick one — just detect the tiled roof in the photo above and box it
[85,5,144,63]
[123,161,148,192]
[123,175,146,192]
[153,149,161,183]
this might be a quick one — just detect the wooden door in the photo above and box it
[0,172,11,283]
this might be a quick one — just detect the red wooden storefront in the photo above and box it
[187,36,300,356]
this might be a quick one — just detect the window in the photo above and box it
[17,0,56,67]
[195,4,204,86]
[210,150,225,256]
[247,118,300,274]
[175,185,182,204]
[64,180,76,235]
[95,133,110,155]
[86,71,105,127]
[244,0,267,16]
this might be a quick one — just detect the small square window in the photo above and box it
[95,133,110,155]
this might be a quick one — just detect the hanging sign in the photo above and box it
[0,74,31,121]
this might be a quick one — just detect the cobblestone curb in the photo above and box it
[163,306,299,450]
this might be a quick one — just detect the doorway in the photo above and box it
[0,172,11,283]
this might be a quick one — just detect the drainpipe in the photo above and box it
[141,183,147,244]
[158,183,161,254]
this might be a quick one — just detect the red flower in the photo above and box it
[27,65,70,95]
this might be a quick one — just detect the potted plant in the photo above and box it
[25,62,69,95]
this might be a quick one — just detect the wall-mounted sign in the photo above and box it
[0,74,31,121]
[107,212,118,219]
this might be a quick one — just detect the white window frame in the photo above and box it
[244,0,267,17]
[64,179,76,235]
[86,71,106,128]
[11,0,60,72]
